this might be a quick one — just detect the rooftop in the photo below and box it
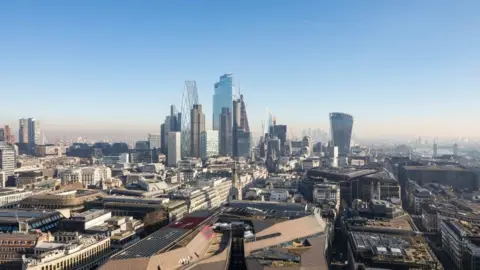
[227,200,308,213]
[404,165,468,172]
[350,232,437,265]
[0,189,32,196]
[307,167,378,180]
[362,216,414,231]
[110,210,215,260]
[447,219,480,237]
[71,209,109,221]
[0,209,59,220]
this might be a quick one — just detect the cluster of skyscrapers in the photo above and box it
[257,111,354,171]
[160,74,252,167]
[0,118,41,156]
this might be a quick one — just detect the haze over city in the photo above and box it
[1,1,480,141]
[4,2,480,270]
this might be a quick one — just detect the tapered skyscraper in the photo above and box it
[213,74,235,130]
[329,112,354,157]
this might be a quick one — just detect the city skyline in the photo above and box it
[1,1,480,139]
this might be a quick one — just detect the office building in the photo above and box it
[162,116,172,155]
[219,107,232,156]
[19,189,105,213]
[3,125,14,145]
[329,112,354,156]
[201,130,219,159]
[27,118,40,152]
[267,137,281,158]
[162,105,182,155]
[167,132,181,167]
[236,129,252,158]
[148,133,161,149]
[0,189,33,207]
[0,231,46,269]
[190,104,205,158]
[135,141,150,150]
[441,219,480,270]
[232,94,251,158]
[19,118,28,144]
[213,74,235,130]
[169,105,181,132]
[0,144,15,178]
[181,81,199,158]
[23,232,113,270]
[160,123,166,153]
[269,124,287,156]
[232,98,241,157]
[0,129,3,142]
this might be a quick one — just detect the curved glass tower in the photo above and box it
[329,112,354,156]
[213,74,235,130]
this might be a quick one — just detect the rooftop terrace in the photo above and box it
[350,232,437,266]
[362,215,414,231]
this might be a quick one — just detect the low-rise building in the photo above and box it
[302,157,321,170]
[85,196,187,222]
[269,189,290,202]
[60,209,112,232]
[0,209,64,233]
[441,219,480,270]
[347,231,441,270]
[406,179,434,213]
[0,232,47,269]
[22,232,113,270]
[0,189,33,207]
[18,189,105,213]
[313,183,340,216]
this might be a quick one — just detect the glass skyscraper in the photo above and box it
[329,112,354,156]
[213,74,235,130]
[201,130,219,159]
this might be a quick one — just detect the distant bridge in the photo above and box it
[411,142,459,157]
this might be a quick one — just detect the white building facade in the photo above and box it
[167,132,181,167]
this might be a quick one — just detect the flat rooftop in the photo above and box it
[102,196,168,204]
[446,219,480,237]
[404,165,468,172]
[0,209,60,224]
[227,200,308,213]
[0,189,31,195]
[363,216,414,231]
[111,210,215,260]
[350,232,437,265]
[72,209,109,219]
[307,168,378,180]
[0,209,58,219]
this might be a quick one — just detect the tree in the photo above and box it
[143,210,167,234]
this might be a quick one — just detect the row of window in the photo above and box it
[39,241,110,270]
[0,240,34,245]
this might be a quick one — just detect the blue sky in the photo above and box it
[1,1,479,139]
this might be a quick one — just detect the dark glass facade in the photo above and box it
[329,112,353,156]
